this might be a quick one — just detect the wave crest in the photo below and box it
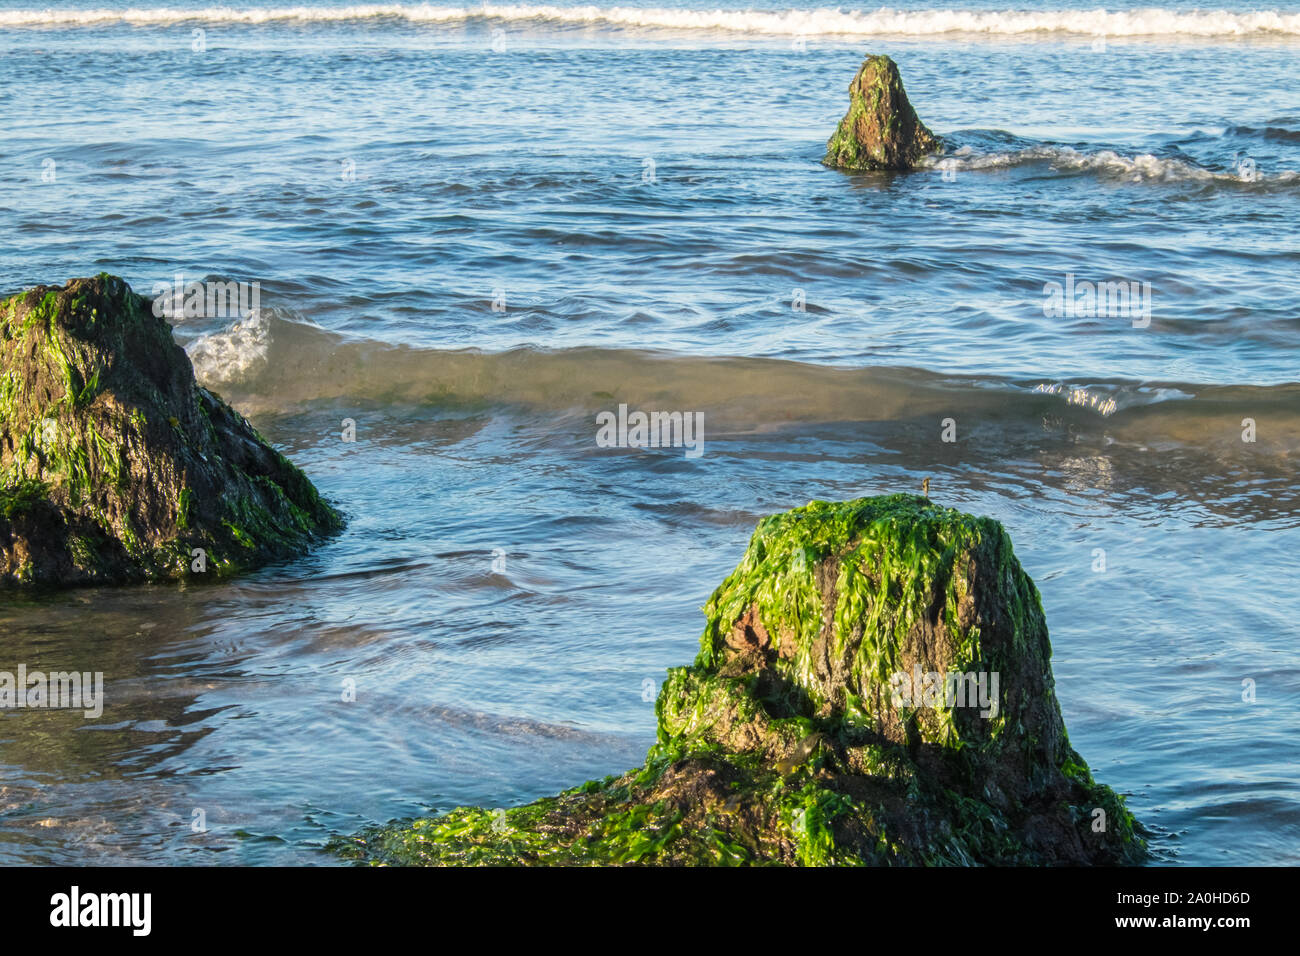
[925,144,1300,184]
[4,5,1300,38]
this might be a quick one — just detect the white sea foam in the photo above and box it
[924,145,1300,183]
[2,5,1299,38]
[185,312,273,385]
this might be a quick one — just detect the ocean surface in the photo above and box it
[1,0,1298,865]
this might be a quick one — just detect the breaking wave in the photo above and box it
[176,311,1300,464]
[923,143,1300,184]
[4,5,1300,39]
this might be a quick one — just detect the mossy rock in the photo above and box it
[0,274,342,588]
[824,55,941,171]
[336,495,1145,866]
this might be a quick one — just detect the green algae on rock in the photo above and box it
[336,495,1145,866]
[824,55,941,171]
[0,275,342,588]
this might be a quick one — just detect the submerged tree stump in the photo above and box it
[338,495,1146,866]
[0,275,341,587]
[824,55,942,171]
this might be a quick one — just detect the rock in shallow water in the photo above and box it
[824,54,942,171]
[338,495,1145,866]
[0,274,341,588]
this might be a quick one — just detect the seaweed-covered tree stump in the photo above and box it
[0,275,341,587]
[338,495,1145,866]
[824,55,942,171]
